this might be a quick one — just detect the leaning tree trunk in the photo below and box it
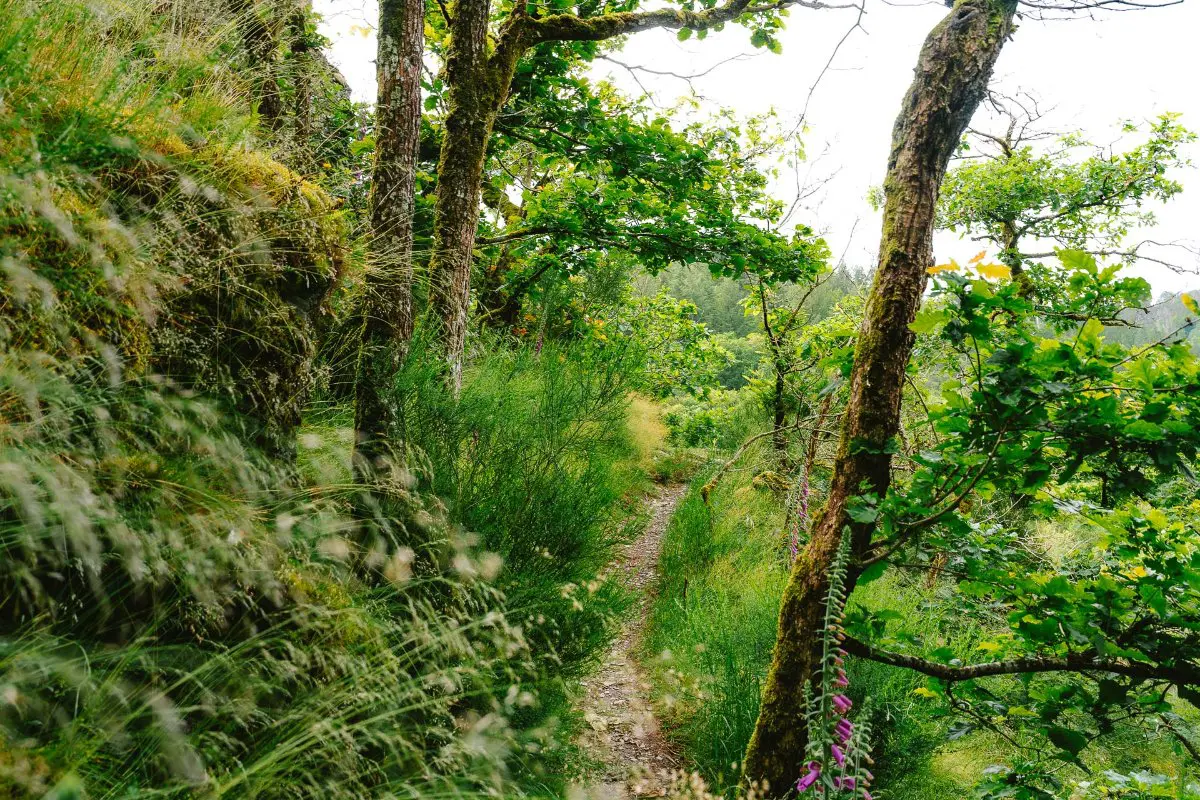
[353,0,424,473]
[742,0,1017,791]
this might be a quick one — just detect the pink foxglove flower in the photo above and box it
[795,762,821,791]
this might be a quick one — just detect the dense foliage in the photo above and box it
[2,0,1197,797]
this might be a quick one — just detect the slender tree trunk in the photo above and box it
[757,280,791,462]
[772,363,789,458]
[288,0,315,167]
[742,1,1016,791]
[430,0,491,391]
[230,0,285,129]
[428,2,529,389]
[353,0,424,472]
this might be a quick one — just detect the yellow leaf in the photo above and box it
[912,687,939,699]
[927,258,960,275]
[976,641,1002,653]
[1183,293,1199,315]
[969,250,988,264]
[976,262,1012,281]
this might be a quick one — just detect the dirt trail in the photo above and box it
[574,484,687,800]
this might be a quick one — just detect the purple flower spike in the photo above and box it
[863,792,873,800]
[832,694,853,714]
[796,762,821,792]
[835,670,850,687]
[835,719,853,744]
[831,744,845,768]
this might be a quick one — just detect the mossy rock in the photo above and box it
[1,137,346,457]
[752,469,791,495]
[145,146,346,457]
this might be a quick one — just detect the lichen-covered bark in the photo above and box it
[354,0,424,470]
[287,1,315,165]
[742,1,1017,791]
[428,0,530,388]
[229,0,285,128]
[425,0,805,386]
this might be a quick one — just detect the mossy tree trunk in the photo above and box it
[229,0,286,129]
[428,1,529,389]
[353,0,425,472]
[426,0,813,389]
[287,0,315,167]
[741,0,1017,791]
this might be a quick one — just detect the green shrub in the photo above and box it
[394,336,640,669]
[381,334,650,783]
[643,449,986,799]
[0,340,555,798]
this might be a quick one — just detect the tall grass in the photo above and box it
[643,447,994,798]
[383,335,649,777]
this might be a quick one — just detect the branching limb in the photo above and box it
[842,636,1200,686]
[522,0,857,44]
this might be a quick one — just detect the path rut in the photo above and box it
[574,484,687,800]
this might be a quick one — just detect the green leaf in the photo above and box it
[1058,249,1098,274]
[676,27,693,41]
[910,306,949,335]
[857,560,888,585]
[1124,420,1164,440]
[1046,726,1088,756]
[847,502,878,524]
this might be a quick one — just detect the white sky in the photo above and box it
[315,0,1200,293]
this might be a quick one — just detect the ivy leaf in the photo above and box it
[677,27,693,41]
[1183,292,1199,315]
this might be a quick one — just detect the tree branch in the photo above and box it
[842,636,1200,686]
[522,0,856,44]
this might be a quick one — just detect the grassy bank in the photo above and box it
[641,444,1005,798]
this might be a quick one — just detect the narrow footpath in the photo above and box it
[575,484,687,799]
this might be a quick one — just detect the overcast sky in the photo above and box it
[314,0,1200,294]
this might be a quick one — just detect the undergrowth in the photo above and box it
[0,1,655,796]
[643,445,997,799]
